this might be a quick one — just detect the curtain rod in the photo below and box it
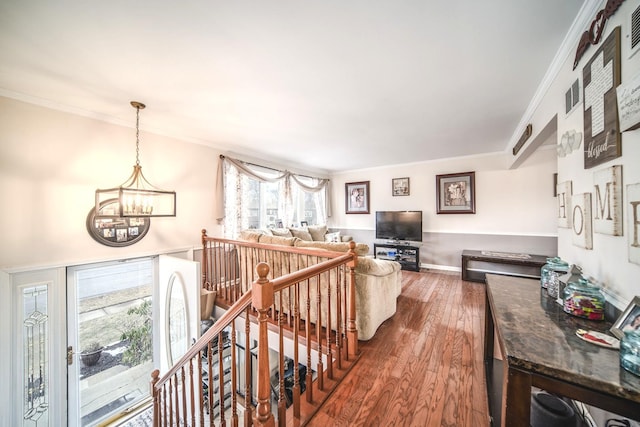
[219,154,326,181]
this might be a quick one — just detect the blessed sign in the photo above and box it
[582,27,621,169]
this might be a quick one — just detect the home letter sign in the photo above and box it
[628,183,640,265]
[593,165,622,235]
[572,193,593,250]
[557,181,573,228]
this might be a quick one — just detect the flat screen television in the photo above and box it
[375,211,423,242]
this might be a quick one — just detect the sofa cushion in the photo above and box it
[356,256,401,276]
[307,224,328,241]
[239,230,264,242]
[293,239,369,256]
[271,228,293,237]
[259,235,297,246]
[289,227,313,241]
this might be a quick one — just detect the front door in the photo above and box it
[66,257,155,426]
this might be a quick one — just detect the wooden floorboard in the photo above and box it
[310,269,490,427]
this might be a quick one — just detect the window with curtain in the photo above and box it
[219,156,329,238]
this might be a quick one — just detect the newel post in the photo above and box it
[252,262,275,427]
[150,369,160,427]
[347,242,359,357]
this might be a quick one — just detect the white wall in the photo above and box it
[520,0,640,308]
[0,97,224,270]
[330,148,558,236]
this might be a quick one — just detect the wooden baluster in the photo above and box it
[335,267,343,370]
[168,377,174,426]
[316,275,324,391]
[277,292,287,425]
[292,281,301,418]
[244,309,253,427]
[151,369,160,427]
[326,270,334,381]
[346,242,358,357]
[180,367,187,425]
[198,352,205,426]
[162,383,168,427]
[174,374,180,425]
[252,262,275,427]
[219,331,226,427]
[188,359,195,427]
[208,342,214,426]
[305,278,313,403]
[201,229,209,291]
[231,322,239,427]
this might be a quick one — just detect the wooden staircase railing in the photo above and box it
[151,231,360,426]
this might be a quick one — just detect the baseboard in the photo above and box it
[422,263,460,272]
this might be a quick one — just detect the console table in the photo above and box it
[461,249,548,283]
[484,274,640,427]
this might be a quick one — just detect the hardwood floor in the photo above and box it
[310,270,490,426]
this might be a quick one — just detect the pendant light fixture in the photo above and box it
[94,101,176,218]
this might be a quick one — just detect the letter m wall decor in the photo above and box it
[583,26,621,169]
[593,165,623,236]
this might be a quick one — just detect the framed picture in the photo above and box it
[436,171,476,214]
[610,296,640,339]
[86,198,150,247]
[392,177,410,196]
[345,181,370,214]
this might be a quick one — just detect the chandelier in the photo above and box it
[94,101,176,218]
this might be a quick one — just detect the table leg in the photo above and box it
[502,367,532,427]
[484,292,494,362]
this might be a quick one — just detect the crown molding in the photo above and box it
[508,0,604,165]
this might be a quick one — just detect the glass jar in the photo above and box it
[620,329,640,376]
[562,278,605,320]
[541,257,569,293]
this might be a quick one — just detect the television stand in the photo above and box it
[374,242,420,272]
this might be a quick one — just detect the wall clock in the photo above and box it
[86,199,150,247]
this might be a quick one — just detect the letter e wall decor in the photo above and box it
[628,183,640,265]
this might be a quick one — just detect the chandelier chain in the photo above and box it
[135,105,140,166]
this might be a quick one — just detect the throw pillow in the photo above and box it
[239,230,263,242]
[271,228,293,238]
[325,231,341,242]
[307,224,328,241]
[289,227,313,241]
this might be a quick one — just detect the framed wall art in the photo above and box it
[392,177,410,196]
[582,26,621,169]
[345,181,370,214]
[436,171,475,214]
[610,296,640,339]
[86,199,150,247]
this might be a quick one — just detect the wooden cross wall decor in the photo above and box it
[582,26,621,169]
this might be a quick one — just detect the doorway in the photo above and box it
[66,258,154,426]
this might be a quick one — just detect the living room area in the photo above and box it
[2,1,640,426]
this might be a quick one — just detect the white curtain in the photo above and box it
[216,155,331,237]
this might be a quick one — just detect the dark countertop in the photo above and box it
[486,274,640,403]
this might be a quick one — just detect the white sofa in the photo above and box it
[239,228,402,340]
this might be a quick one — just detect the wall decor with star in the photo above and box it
[582,26,621,169]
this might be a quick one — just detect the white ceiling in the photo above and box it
[0,1,587,173]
